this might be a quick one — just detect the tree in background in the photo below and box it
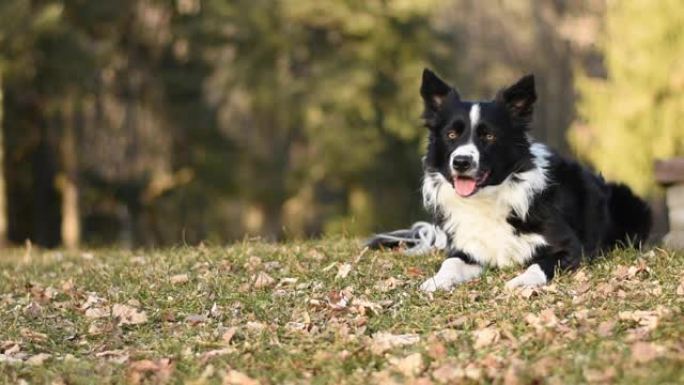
[0,0,624,247]
[571,0,684,195]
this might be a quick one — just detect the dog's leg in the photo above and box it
[506,225,582,289]
[505,263,547,288]
[420,254,482,292]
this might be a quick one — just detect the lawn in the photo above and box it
[0,239,683,385]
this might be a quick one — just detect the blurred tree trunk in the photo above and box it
[58,94,80,249]
[0,75,7,247]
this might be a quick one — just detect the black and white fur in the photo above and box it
[368,69,652,291]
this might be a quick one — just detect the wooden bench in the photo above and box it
[655,157,684,249]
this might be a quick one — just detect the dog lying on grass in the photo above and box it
[368,69,651,291]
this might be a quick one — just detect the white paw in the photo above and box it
[420,275,455,292]
[419,258,483,292]
[505,264,547,289]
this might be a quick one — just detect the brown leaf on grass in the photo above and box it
[112,304,148,325]
[597,320,615,337]
[371,369,401,385]
[1,341,21,356]
[406,267,424,278]
[223,369,260,385]
[170,274,189,285]
[433,329,459,343]
[252,272,275,289]
[186,314,208,325]
[631,342,664,363]
[583,367,616,383]
[525,309,558,331]
[431,362,464,384]
[351,298,382,314]
[613,260,648,280]
[24,302,43,319]
[426,341,447,361]
[26,353,51,366]
[244,256,262,272]
[472,327,500,349]
[407,377,435,385]
[88,323,104,336]
[222,327,237,344]
[335,263,352,279]
[85,307,109,319]
[245,321,266,332]
[389,352,424,378]
[677,279,684,296]
[573,270,589,283]
[128,358,174,385]
[502,365,521,385]
[327,289,352,311]
[200,348,236,364]
[95,349,130,364]
[370,332,420,355]
[530,356,556,377]
[619,310,659,332]
[20,328,48,342]
[376,277,404,292]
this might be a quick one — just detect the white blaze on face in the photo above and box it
[469,103,481,127]
[449,103,482,169]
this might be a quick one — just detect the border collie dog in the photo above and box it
[369,69,651,292]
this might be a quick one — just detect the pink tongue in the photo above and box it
[454,177,477,197]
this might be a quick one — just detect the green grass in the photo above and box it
[0,239,683,384]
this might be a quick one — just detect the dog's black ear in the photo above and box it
[420,68,455,112]
[496,74,536,125]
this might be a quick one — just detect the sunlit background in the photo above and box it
[0,0,682,248]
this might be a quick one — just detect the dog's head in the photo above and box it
[421,69,537,197]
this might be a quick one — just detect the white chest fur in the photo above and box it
[422,143,551,268]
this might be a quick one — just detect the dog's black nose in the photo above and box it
[452,156,474,172]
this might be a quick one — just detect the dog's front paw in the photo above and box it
[505,264,547,289]
[420,275,455,292]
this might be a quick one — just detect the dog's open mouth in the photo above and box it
[453,171,490,197]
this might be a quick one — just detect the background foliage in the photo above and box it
[571,0,684,195]
[0,0,679,248]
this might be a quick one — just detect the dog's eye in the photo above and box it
[484,133,496,142]
[447,131,459,140]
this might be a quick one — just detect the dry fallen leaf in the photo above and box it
[336,263,352,279]
[94,349,129,364]
[472,327,500,349]
[525,309,558,331]
[631,342,664,363]
[26,353,51,366]
[389,352,424,378]
[618,310,659,332]
[376,277,404,292]
[252,272,275,289]
[327,290,352,311]
[170,274,189,285]
[370,332,420,355]
[427,340,447,361]
[85,307,109,319]
[222,327,238,344]
[245,321,266,332]
[583,367,616,383]
[128,358,174,385]
[200,348,235,364]
[431,362,464,384]
[112,304,148,325]
[596,320,615,337]
[186,314,208,325]
[223,369,260,385]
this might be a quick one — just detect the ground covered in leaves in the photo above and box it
[1,239,683,385]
